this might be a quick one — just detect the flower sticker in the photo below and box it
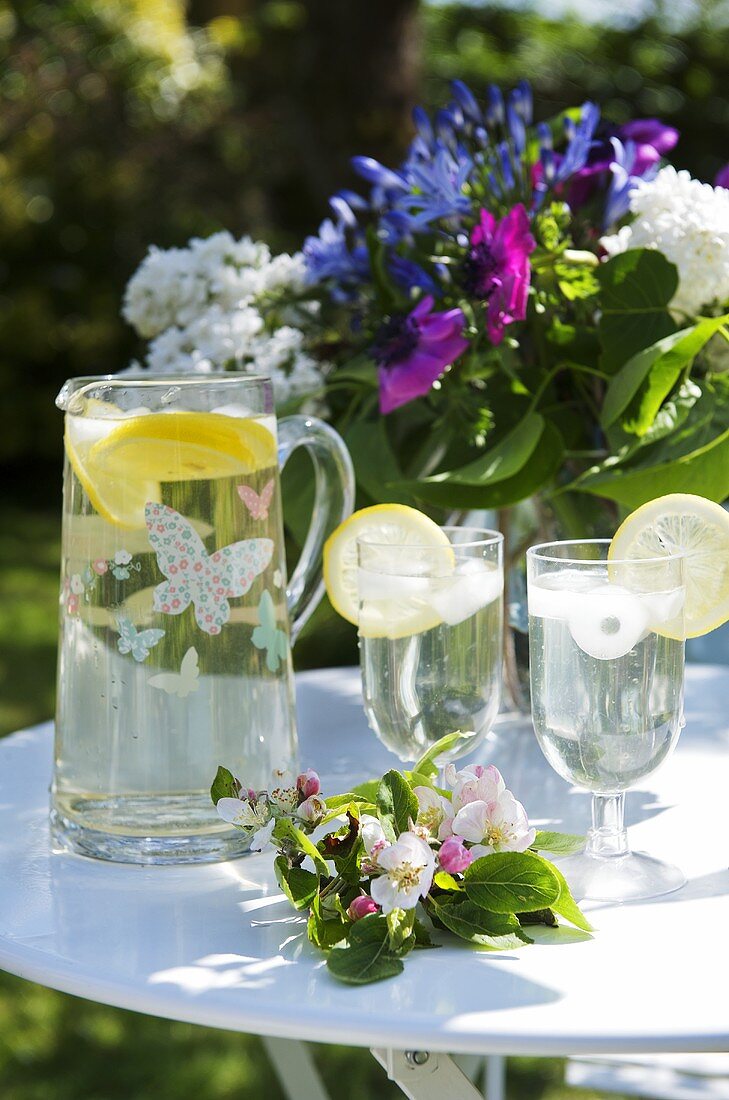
[145,502,274,636]
[111,549,138,581]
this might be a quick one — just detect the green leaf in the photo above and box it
[351,778,381,802]
[399,412,544,489]
[602,315,729,435]
[345,420,410,505]
[601,329,691,429]
[412,732,464,780]
[534,856,594,932]
[464,852,562,913]
[210,766,240,805]
[428,895,532,949]
[326,940,404,985]
[433,871,463,892]
[274,856,318,911]
[320,812,362,884]
[386,907,416,954]
[597,249,678,373]
[397,422,564,510]
[376,771,418,841]
[532,831,585,856]
[307,891,349,949]
[273,817,329,878]
[579,375,729,507]
[412,917,439,949]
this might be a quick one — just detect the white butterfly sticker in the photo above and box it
[146,502,274,636]
[148,646,200,698]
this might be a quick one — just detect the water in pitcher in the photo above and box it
[528,568,685,793]
[359,560,503,763]
[54,400,297,861]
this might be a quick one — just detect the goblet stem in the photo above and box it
[586,792,629,859]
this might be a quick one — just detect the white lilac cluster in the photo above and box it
[602,166,729,316]
[122,232,324,405]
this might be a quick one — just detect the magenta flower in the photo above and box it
[715,164,729,190]
[438,835,473,874]
[618,119,678,177]
[374,295,469,415]
[463,204,536,344]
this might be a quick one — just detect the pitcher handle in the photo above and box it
[277,415,355,644]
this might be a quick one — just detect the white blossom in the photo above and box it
[601,166,729,316]
[369,832,436,915]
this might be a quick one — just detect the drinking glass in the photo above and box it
[358,527,503,767]
[527,539,686,901]
[53,373,354,864]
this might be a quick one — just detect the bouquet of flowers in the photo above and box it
[302,80,729,521]
[211,735,590,986]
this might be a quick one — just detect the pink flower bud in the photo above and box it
[296,794,326,825]
[297,769,321,798]
[438,835,473,874]
[347,894,380,921]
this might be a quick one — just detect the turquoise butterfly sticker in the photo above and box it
[116,617,165,663]
[252,591,288,672]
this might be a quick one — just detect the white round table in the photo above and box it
[1,666,728,1097]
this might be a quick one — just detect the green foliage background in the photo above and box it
[1,0,723,1094]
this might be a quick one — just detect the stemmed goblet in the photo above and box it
[357,527,503,771]
[527,539,686,901]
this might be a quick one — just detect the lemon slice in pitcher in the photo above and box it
[65,421,159,531]
[88,411,276,482]
[323,504,453,638]
[609,493,729,638]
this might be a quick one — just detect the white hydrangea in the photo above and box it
[146,303,325,405]
[601,166,729,316]
[123,231,325,405]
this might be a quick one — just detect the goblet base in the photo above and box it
[557,850,686,903]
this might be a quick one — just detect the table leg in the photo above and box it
[262,1036,331,1100]
[371,1048,486,1100]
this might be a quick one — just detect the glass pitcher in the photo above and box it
[52,374,354,864]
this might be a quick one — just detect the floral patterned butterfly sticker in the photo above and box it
[252,590,288,672]
[146,502,274,636]
[116,617,165,663]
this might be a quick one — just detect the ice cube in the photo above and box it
[425,560,503,626]
[357,568,431,603]
[528,568,604,620]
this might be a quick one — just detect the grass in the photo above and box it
[0,505,623,1100]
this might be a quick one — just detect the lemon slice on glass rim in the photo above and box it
[323,504,454,639]
[608,493,729,639]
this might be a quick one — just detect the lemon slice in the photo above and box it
[65,421,159,531]
[323,505,453,639]
[609,494,729,638]
[88,411,276,482]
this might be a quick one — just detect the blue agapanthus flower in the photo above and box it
[303,210,370,301]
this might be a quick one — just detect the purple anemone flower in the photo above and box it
[618,119,678,176]
[373,295,469,415]
[463,204,536,345]
[715,164,729,190]
[560,118,678,211]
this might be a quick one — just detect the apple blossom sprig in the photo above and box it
[210,735,592,986]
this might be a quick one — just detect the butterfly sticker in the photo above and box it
[252,590,288,672]
[146,502,274,636]
[237,479,275,522]
[116,617,165,663]
[148,646,199,698]
[273,569,283,589]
